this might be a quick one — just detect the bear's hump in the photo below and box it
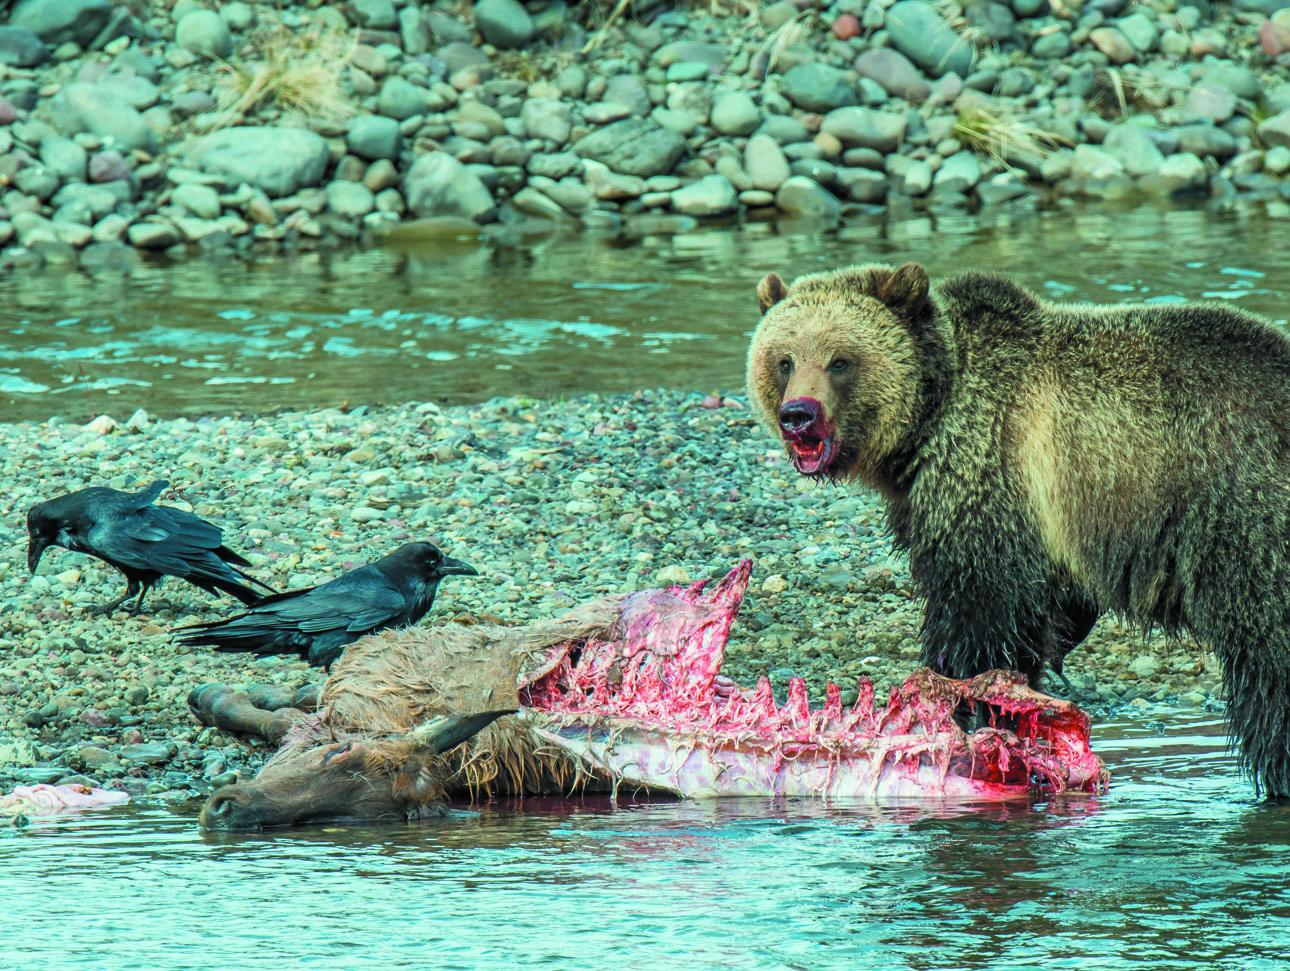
[933,271,1045,324]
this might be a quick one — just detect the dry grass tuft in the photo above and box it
[930,0,993,50]
[1085,68,1168,120]
[756,12,814,74]
[954,102,1070,168]
[212,22,357,128]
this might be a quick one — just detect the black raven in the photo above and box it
[27,480,272,616]
[175,541,478,669]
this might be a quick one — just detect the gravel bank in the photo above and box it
[2,0,1290,267]
[0,389,1224,807]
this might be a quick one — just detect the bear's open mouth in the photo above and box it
[788,434,835,476]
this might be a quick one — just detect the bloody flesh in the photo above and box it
[521,561,1108,800]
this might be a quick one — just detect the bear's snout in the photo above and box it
[779,397,823,436]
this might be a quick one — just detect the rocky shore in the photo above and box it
[1,0,1290,268]
[0,391,1223,810]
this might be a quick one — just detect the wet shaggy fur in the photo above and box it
[748,261,1290,798]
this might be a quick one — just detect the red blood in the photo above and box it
[520,561,1107,797]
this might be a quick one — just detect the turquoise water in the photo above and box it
[4,201,1290,968]
[3,202,1289,421]
[4,712,1288,970]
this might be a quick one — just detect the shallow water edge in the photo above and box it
[3,201,1288,424]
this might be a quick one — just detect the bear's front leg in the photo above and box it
[905,507,1059,687]
[1043,591,1101,693]
[917,586,1054,686]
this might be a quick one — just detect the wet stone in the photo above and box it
[775,176,842,219]
[474,0,534,49]
[780,63,857,113]
[0,26,48,67]
[347,115,402,160]
[175,10,232,59]
[126,221,180,248]
[120,742,178,765]
[670,174,738,217]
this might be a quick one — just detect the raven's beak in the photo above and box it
[439,555,478,578]
[27,536,48,574]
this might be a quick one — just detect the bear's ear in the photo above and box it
[757,273,788,315]
[877,262,930,317]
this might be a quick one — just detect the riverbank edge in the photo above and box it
[0,389,1228,816]
[2,0,1290,271]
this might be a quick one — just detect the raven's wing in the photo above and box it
[95,506,225,575]
[89,504,265,602]
[262,568,413,635]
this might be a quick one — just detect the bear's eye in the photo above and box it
[778,359,791,374]
[829,359,849,373]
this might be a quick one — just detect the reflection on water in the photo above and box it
[4,712,1290,970]
[2,202,1289,421]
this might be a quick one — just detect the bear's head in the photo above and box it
[746,262,934,485]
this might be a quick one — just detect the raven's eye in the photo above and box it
[828,359,848,373]
[778,359,791,374]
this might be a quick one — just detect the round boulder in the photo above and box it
[474,0,535,49]
[176,10,233,59]
[671,175,738,217]
[402,151,496,222]
[8,0,113,47]
[347,115,402,161]
[775,176,842,219]
[573,118,686,178]
[188,127,330,198]
[884,1,975,78]
[0,27,48,68]
[780,63,857,113]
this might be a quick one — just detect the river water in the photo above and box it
[3,711,1288,970]
[5,203,1290,967]
[3,201,1288,422]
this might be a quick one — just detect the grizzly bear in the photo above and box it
[747,261,1290,799]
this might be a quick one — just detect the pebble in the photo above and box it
[0,0,1270,270]
[0,390,1230,799]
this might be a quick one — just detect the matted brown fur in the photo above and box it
[266,595,632,798]
[747,261,1290,798]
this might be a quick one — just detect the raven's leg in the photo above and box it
[90,577,141,616]
[125,580,154,617]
